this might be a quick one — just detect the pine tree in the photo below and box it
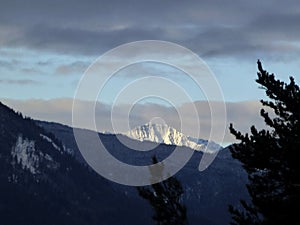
[137,156,187,225]
[229,60,300,225]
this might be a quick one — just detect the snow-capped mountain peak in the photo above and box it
[126,123,178,143]
[125,123,221,152]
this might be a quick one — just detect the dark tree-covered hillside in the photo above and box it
[137,156,187,225]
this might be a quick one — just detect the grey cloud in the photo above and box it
[37,60,53,66]
[0,79,40,85]
[5,24,163,56]
[0,60,47,76]
[0,0,254,27]
[20,67,46,75]
[54,61,89,75]
[0,60,14,70]
[247,13,300,40]
[0,0,299,59]
[184,14,300,60]
[0,59,22,70]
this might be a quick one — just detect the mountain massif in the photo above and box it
[0,101,248,225]
[125,123,221,152]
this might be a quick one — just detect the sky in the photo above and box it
[0,0,300,144]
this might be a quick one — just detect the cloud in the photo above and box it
[5,24,163,56]
[20,67,46,75]
[0,59,22,70]
[54,61,90,75]
[0,98,272,145]
[184,14,300,60]
[0,79,40,85]
[0,60,13,69]
[0,0,299,59]
[0,57,47,76]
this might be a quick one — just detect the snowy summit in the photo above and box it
[125,123,221,152]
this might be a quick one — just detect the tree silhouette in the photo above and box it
[229,60,300,225]
[137,156,187,225]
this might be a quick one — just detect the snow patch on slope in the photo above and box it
[11,134,60,175]
[12,135,39,174]
[40,133,73,155]
[40,134,61,151]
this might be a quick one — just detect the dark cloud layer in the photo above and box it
[1,0,300,59]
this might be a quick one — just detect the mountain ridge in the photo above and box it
[0,101,249,225]
[125,122,222,152]
[0,101,151,225]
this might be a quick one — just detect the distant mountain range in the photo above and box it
[0,101,249,225]
[125,122,222,152]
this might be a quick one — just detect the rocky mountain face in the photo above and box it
[0,101,249,225]
[125,123,221,152]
